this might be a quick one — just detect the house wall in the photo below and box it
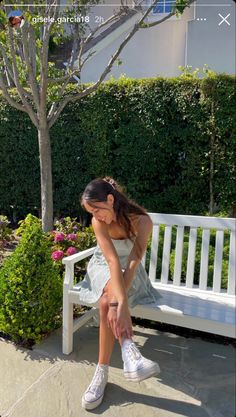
[79,0,235,82]
[186,0,235,74]
[80,5,194,82]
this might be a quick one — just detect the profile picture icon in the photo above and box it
[8,10,25,29]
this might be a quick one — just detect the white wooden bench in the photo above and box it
[62,213,236,354]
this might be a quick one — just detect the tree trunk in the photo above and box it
[209,101,215,216]
[209,132,215,215]
[38,124,53,232]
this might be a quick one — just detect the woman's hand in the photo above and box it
[107,301,133,342]
[116,301,133,342]
[107,305,119,338]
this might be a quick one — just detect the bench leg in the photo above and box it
[92,309,100,328]
[63,295,74,355]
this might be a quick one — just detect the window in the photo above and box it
[152,0,175,14]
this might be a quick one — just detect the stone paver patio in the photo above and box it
[0,323,235,417]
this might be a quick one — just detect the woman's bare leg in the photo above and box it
[98,279,133,366]
[98,290,115,365]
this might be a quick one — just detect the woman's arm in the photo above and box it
[123,215,153,291]
[91,218,133,340]
[92,217,127,304]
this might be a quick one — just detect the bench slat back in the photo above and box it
[186,227,197,288]
[148,225,160,282]
[199,229,210,290]
[173,226,184,286]
[228,230,236,294]
[148,213,236,296]
[161,225,172,284]
[213,230,224,292]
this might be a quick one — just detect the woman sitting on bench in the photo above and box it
[79,177,161,410]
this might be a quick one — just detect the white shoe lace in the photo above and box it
[87,367,107,396]
[126,343,142,363]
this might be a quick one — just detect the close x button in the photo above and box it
[218,13,231,26]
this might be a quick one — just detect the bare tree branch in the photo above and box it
[50,0,61,25]
[47,48,96,122]
[141,10,176,27]
[0,45,15,84]
[45,0,57,18]
[21,25,40,111]
[60,4,128,79]
[40,1,61,117]
[48,1,159,128]
[83,8,126,48]
[48,73,72,85]
[68,22,81,71]
[80,49,97,70]
[8,27,38,126]
[0,73,35,118]
[74,37,84,74]
[47,9,126,120]
[48,4,134,121]
[28,23,38,79]
[0,45,36,101]
[39,22,51,118]
[47,72,77,121]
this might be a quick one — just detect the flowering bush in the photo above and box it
[66,246,77,256]
[54,217,82,234]
[48,217,96,271]
[51,250,64,261]
[54,232,66,242]
[67,233,77,241]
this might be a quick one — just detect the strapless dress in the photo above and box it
[75,238,161,308]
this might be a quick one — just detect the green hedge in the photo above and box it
[0,75,235,221]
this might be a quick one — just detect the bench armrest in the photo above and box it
[63,246,96,288]
[62,247,96,266]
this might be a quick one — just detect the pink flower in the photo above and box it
[51,250,64,261]
[66,246,77,256]
[67,233,77,241]
[54,232,65,242]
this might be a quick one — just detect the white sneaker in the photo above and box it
[82,364,108,410]
[122,341,160,382]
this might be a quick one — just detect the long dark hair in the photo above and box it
[81,177,148,239]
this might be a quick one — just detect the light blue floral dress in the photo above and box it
[76,238,161,308]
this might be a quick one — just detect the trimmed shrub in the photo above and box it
[0,214,62,344]
[0,75,235,220]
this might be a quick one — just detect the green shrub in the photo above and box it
[0,214,62,344]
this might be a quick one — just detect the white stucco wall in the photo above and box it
[186,0,235,74]
[80,5,194,82]
[79,0,235,82]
